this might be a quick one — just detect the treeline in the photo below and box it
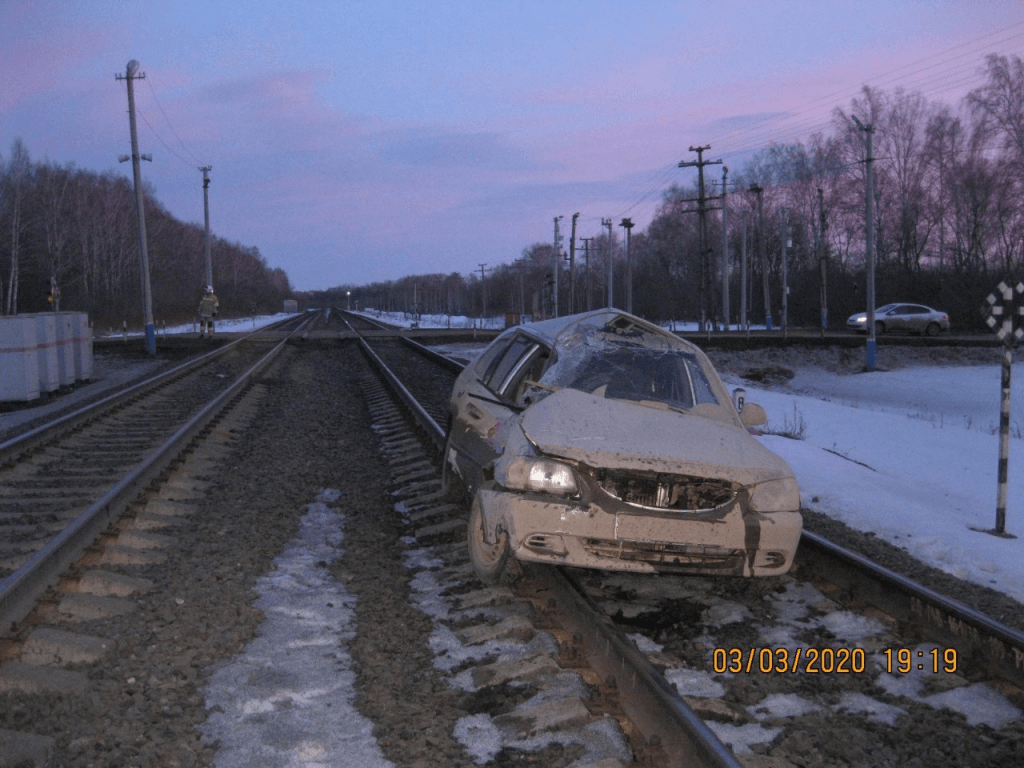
[318,54,1024,333]
[0,144,293,329]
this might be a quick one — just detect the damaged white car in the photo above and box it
[444,310,802,584]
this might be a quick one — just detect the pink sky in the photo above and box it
[3,1,1022,291]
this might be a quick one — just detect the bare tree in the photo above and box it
[2,139,33,315]
[967,54,1024,164]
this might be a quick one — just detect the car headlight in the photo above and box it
[748,476,800,512]
[497,457,579,496]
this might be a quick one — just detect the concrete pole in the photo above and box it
[721,166,729,330]
[602,218,614,308]
[117,60,156,355]
[553,216,563,318]
[582,238,593,312]
[621,218,634,314]
[201,166,213,290]
[853,116,877,371]
[781,209,789,331]
[569,213,579,315]
[818,187,828,336]
[740,215,748,331]
[478,263,487,322]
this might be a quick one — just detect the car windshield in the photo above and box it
[537,316,720,412]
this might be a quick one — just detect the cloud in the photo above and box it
[374,128,532,171]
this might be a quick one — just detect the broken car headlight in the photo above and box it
[498,457,579,496]
[747,476,800,512]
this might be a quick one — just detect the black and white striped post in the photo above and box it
[984,280,1024,538]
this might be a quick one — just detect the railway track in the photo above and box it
[347,310,1024,767]
[0,315,313,607]
[0,313,1020,766]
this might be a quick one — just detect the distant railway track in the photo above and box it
[347,310,1024,766]
[0,312,313,634]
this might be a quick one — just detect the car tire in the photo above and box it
[467,493,520,585]
[925,322,940,337]
[874,321,885,335]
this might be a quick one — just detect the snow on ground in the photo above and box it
[736,364,1024,605]
[97,313,295,337]
[200,489,395,767]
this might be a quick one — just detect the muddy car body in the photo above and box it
[444,310,802,583]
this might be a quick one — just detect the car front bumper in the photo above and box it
[476,486,802,577]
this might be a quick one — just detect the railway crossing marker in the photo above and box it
[979,280,1024,538]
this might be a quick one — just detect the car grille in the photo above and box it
[594,470,735,512]
[582,538,746,571]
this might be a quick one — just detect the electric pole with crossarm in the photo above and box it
[678,145,723,330]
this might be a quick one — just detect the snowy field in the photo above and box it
[360,309,1024,608]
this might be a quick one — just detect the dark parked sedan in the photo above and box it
[846,303,950,335]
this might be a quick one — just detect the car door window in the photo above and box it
[474,337,514,379]
[486,335,539,396]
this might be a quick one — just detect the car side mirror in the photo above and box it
[740,402,767,427]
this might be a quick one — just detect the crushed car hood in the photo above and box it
[520,388,794,485]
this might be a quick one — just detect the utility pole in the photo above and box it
[749,184,771,330]
[601,218,614,308]
[569,213,579,315]
[581,237,593,312]
[781,209,789,332]
[740,215,748,331]
[116,59,156,355]
[620,218,634,314]
[552,216,563,318]
[818,187,828,336]
[852,116,876,371]
[478,262,488,323]
[678,145,723,330]
[721,166,729,330]
[200,166,213,290]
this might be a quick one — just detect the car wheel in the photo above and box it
[874,321,885,335]
[925,322,940,337]
[467,494,520,585]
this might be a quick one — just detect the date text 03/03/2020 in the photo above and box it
[712,647,959,674]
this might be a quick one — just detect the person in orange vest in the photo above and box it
[198,286,219,338]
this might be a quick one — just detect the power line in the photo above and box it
[602,26,1024,234]
[145,75,205,167]
[713,23,1024,157]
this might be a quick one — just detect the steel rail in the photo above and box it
[356,337,446,454]
[798,530,1024,687]
[542,566,743,768]
[353,329,742,768]
[0,313,303,461]
[0,313,316,637]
